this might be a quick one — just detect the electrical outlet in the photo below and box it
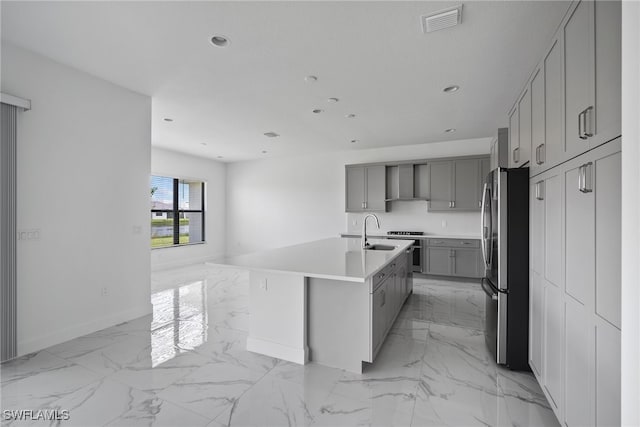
[352,219,358,227]
[441,220,447,228]
[259,278,268,291]
[101,287,108,297]
[17,229,41,241]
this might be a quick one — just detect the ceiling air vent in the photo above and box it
[263,132,279,138]
[421,5,463,33]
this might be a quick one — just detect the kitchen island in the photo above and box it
[208,237,413,373]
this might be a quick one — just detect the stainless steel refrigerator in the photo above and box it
[480,167,529,370]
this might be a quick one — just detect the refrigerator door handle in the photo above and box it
[480,182,491,269]
[481,278,498,300]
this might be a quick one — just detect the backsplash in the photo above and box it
[346,200,480,236]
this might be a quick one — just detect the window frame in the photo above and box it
[151,177,206,248]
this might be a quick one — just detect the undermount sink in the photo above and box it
[364,244,395,251]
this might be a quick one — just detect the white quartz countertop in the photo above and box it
[208,237,414,283]
[340,232,481,240]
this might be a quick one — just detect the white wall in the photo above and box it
[151,147,226,270]
[621,3,640,425]
[226,138,490,255]
[1,43,152,356]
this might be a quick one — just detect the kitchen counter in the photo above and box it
[209,237,413,283]
[340,232,481,240]
[207,237,414,373]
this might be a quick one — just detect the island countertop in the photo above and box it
[208,237,413,283]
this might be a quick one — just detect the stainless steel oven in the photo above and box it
[387,231,423,272]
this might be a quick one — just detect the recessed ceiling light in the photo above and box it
[210,35,230,48]
[350,139,359,144]
[312,109,324,114]
[263,132,280,138]
[445,128,456,133]
[200,142,207,146]
[304,75,318,83]
[217,155,223,159]
[261,150,268,154]
[345,114,357,119]
[327,98,339,103]
[163,118,173,122]
[443,85,460,93]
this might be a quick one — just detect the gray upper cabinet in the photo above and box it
[531,67,545,177]
[345,165,387,212]
[564,0,595,159]
[518,88,532,166]
[429,157,488,212]
[427,161,453,211]
[510,0,620,179]
[453,159,480,210]
[544,37,563,172]
[508,107,519,168]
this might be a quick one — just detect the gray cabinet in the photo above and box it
[425,247,451,276]
[529,138,621,426]
[370,256,411,358]
[564,0,595,159]
[427,161,452,211]
[345,165,387,212]
[544,37,563,171]
[428,157,488,212]
[453,159,479,210]
[530,66,545,176]
[424,239,482,278]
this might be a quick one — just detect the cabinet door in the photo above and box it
[452,249,479,278]
[453,159,480,210]
[478,158,491,209]
[426,247,451,276]
[509,106,519,168]
[428,161,453,211]
[530,67,545,176]
[530,272,544,377]
[564,0,595,159]
[530,180,545,276]
[518,88,532,166]
[564,297,594,427]
[545,38,563,169]
[544,283,563,409]
[365,165,386,211]
[595,151,621,327]
[595,318,621,427]
[593,0,621,147]
[346,166,365,212]
[544,173,563,288]
[372,282,386,353]
[565,163,594,306]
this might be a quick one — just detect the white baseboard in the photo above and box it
[17,303,152,356]
[247,336,309,365]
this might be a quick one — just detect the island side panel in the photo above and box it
[247,272,308,364]
[308,277,370,373]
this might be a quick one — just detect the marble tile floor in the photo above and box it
[1,264,559,427]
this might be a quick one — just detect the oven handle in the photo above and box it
[481,278,498,300]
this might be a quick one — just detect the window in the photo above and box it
[150,175,205,248]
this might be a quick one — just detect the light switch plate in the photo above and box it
[259,278,268,291]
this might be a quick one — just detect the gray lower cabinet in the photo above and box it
[345,165,386,212]
[424,239,482,278]
[529,137,621,426]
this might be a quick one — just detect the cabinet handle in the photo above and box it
[381,290,386,307]
[391,263,396,269]
[449,201,455,208]
[582,106,593,138]
[449,249,455,258]
[461,242,471,245]
[580,162,593,193]
[535,180,545,201]
[578,110,585,139]
[536,144,545,165]
[513,147,520,163]
[378,273,385,279]
[361,202,365,209]
[478,200,482,208]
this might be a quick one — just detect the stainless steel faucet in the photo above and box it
[362,213,380,249]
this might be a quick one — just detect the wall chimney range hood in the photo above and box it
[385,163,429,202]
